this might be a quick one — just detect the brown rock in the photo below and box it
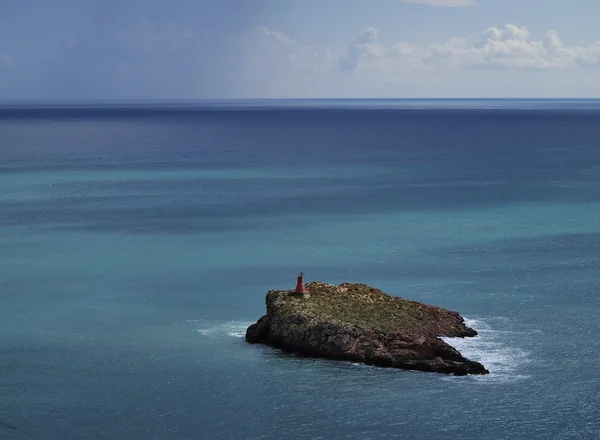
[246,282,489,375]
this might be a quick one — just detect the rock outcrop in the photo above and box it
[246,282,488,375]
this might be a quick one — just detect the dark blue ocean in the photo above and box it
[2,100,599,439]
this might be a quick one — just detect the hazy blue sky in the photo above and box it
[1,0,600,100]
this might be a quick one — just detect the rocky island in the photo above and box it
[246,280,488,376]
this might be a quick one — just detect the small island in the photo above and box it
[246,278,488,376]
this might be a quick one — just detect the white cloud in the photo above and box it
[245,24,600,75]
[476,25,530,47]
[236,27,338,97]
[399,0,478,7]
[366,24,600,72]
[236,24,600,97]
[306,24,600,75]
[256,27,295,46]
[244,26,336,73]
[339,27,383,71]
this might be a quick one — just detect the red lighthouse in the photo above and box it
[295,272,306,294]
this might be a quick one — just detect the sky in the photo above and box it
[1,0,600,100]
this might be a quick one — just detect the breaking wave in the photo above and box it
[193,318,531,382]
[193,320,254,338]
[441,317,531,383]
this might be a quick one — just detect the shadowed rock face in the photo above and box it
[246,282,488,376]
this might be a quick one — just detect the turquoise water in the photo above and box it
[2,103,600,439]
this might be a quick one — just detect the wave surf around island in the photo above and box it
[192,320,254,338]
[192,316,531,383]
[441,317,532,383]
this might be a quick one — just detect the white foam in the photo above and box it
[442,317,531,383]
[195,321,254,338]
[196,318,531,382]
[463,318,491,331]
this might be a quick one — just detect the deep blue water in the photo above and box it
[2,100,600,439]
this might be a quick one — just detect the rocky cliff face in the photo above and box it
[246,282,488,376]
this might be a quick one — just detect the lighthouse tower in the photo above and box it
[293,272,310,298]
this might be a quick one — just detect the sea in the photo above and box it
[1,99,599,439]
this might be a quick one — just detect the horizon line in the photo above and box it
[1,97,600,108]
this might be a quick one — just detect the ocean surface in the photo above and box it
[1,99,599,439]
